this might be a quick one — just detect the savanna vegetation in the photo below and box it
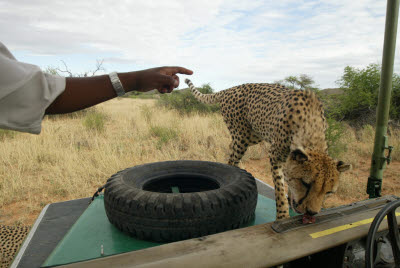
[1,63,400,268]
[1,63,400,229]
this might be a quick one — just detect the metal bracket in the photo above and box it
[383,145,393,165]
[379,136,393,168]
[367,176,382,198]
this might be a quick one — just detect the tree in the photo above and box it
[44,60,106,118]
[284,76,298,88]
[297,74,315,90]
[45,60,105,77]
[281,74,318,92]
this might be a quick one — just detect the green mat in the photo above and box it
[42,194,278,267]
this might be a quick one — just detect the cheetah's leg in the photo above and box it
[225,121,249,167]
[227,138,248,167]
[227,130,262,167]
[269,158,290,220]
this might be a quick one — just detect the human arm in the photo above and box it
[45,66,193,114]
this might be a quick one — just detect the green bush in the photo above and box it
[157,84,220,114]
[332,64,400,121]
[149,126,178,149]
[125,91,158,99]
[82,109,107,132]
[0,129,16,141]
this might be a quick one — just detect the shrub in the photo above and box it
[0,129,16,141]
[157,84,220,115]
[126,91,158,99]
[333,64,400,122]
[82,109,107,132]
[149,126,178,149]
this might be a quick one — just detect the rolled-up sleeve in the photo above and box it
[0,42,66,134]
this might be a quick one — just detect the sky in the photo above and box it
[1,0,399,91]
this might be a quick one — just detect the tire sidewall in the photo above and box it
[103,160,258,242]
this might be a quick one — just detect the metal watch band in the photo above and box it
[109,72,126,96]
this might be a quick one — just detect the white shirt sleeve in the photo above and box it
[0,42,66,134]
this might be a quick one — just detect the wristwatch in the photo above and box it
[109,72,126,96]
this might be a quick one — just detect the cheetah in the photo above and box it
[185,79,351,220]
[1,225,30,268]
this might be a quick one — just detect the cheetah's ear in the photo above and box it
[337,161,351,172]
[290,148,308,163]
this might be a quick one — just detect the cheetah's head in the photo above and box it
[284,148,351,215]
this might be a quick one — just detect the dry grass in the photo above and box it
[0,98,399,226]
[324,123,400,207]
[0,99,231,225]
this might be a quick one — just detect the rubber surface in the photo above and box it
[11,198,90,268]
[104,160,258,242]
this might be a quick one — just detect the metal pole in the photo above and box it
[367,0,399,198]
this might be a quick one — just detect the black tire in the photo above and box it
[104,160,258,242]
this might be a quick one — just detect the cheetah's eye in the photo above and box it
[326,191,333,195]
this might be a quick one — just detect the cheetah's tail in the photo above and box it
[185,79,220,104]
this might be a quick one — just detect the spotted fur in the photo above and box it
[185,79,351,220]
[1,225,30,267]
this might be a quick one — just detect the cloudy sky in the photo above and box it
[1,0,398,90]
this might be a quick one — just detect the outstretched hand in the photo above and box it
[133,66,193,94]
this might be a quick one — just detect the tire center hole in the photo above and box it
[142,174,220,193]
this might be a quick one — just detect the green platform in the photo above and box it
[42,194,278,267]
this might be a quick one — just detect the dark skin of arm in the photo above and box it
[45,66,193,114]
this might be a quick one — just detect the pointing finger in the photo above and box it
[162,66,193,75]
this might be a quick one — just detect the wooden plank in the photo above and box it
[60,206,399,268]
